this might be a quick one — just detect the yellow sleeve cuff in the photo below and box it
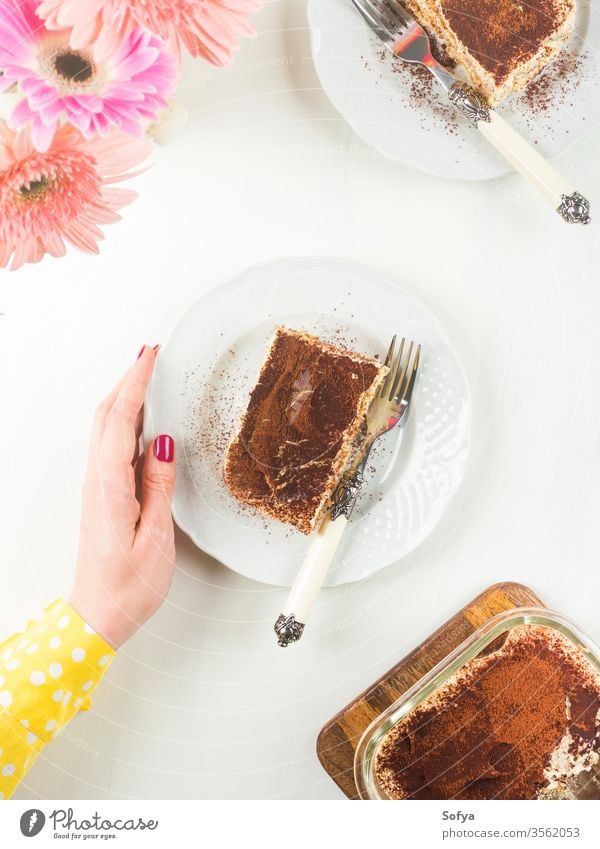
[0,597,115,743]
[0,598,116,799]
[0,711,46,799]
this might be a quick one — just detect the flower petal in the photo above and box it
[30,117,57,152]
[8,97,35,128]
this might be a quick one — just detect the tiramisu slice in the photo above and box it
[375,624,600,800]
[404,0,577,104]
[223,327,387,534]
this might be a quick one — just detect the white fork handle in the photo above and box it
[274,515,348,647]
[478,111,589,221]
[445,83,591,224]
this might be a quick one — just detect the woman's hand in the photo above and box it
[69,346,176,648]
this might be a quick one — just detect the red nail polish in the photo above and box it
[137,345,146,359]
[153,344,160,353]
[153,434,174,463]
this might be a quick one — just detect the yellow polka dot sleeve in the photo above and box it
[0,598,115,799]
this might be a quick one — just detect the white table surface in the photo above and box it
[2,0,600,800]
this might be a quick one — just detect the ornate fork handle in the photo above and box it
[274,613,305,648]
[330,468,365,520]
[274,453,372,647]
[448,82,491,127]
[445,82,591,225]
[274,442,379,647]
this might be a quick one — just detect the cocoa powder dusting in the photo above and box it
[375,625,600,800]
[440,0,570,82]
[522,50,586,113]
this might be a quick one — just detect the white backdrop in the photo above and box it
[1,0,600,800]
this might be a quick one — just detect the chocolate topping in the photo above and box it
[223,328,383,534]
[440,0,570,84]
[375,625,600,800]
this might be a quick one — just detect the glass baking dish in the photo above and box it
[354,607,600,800]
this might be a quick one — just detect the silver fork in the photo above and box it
[350,0,591,224]
[330,334,420,522]
[274,335,421,647]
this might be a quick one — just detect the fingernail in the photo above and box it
[153,344,160,353]
[137,345,146,360]
[153,434,174,463]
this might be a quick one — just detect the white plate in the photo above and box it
[144,257,471,587]
[307,0,600,180]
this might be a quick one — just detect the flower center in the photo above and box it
[53,50,94,83]
[18,177,51,201]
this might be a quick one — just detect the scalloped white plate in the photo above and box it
[307,0,600,180]
[144,257,471,587]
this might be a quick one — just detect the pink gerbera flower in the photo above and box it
[37,0,265,67]
[0,120,152,270]
[0,0,177,151]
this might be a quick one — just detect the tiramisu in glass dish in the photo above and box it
[355,609,600,800]
[404,0,577,104]
[223,326,388,534]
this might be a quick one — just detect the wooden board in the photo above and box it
[316,581,543,799]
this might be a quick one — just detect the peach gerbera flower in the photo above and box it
[37,0,265,66]
[0,120,152,270]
